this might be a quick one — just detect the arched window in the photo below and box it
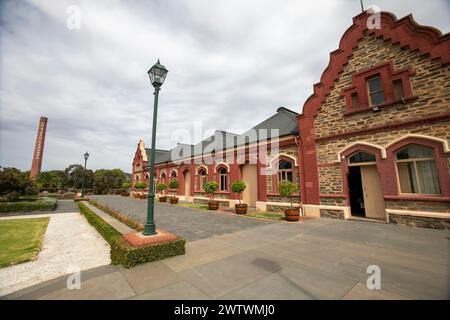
[199,169,207,191]
[161,173,166,183]
[349,151,376,164]
[170,171,177,181]
[278,160,293,183]
[135,174,140,181]
[396,144,441,195]
[218,167,227,191]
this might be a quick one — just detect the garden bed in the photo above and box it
[78,202,185,268]
[0,197,57,212]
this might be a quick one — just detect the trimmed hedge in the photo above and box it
[111,237,186,268]
[78,202,185,268]
[0,197,57,212]
[89,199,144,232]
[78,202,121,245]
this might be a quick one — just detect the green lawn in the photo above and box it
[0,217,50,268]
[176,203,209,210]
[246,212,286,220]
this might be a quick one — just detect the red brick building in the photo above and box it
[298,11,449,229]
[132,11,450,229]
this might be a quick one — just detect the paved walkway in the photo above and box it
[90,195,276,241]
[5,217,449,300]
[0,208,111,296]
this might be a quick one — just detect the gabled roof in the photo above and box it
[238,107,298,144]
[301,11,450,118]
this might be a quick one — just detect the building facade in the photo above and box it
[298,12,450,229]
[132,11,450,229]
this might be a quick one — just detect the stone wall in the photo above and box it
[320,209,345,219]
[388,214,450,230]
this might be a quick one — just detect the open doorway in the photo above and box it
[347,151,385,219]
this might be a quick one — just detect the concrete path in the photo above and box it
[90,195,276,241]
[0,208,111,296]
[5,217,449,300]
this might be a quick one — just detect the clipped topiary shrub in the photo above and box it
[111,237,186,268]
[78,202,121,245]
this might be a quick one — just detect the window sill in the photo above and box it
[268,193,300,197]
[343,95,418,116]
[384,195,450,202]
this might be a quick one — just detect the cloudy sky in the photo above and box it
[1,0,449,173]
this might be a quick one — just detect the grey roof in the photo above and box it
[145,107,299,165]
[239,107,298,144]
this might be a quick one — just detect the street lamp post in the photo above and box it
[144,59,168,236]
[81,151,89,198]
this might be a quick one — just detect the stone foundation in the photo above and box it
[320,209,345,219]
[388,213,450,230]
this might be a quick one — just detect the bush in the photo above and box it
[231,180,246,204]
[0,167,39,197]
[168,179,179,189]
[134,182,147,189]
[89,199,144,232]
[78,202,185,268]
[122,182,131,189]
[204,181,219,200]
[78,202,121,245]
[111,237,186,268]
[156,183,166,193]
[0,197,57,212]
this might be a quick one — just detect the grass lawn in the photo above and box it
[246,212,286,220]
[0,217,50,268]
[177,203,209,210]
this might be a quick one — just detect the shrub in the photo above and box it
[231,180,246,204]
[122,182,131,189]
[0,197,57,212]
[278,181,298,209]
[134,182,147,189]
[0,167,39,197]
[156,183,166,194]
[89,199,144,232]
[168,179,179,198]
[111,237,186,268]
[204,181,219,201]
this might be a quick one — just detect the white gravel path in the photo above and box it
[0,212,111,296]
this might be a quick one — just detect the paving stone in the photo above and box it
[117,261,182,295]
[38,271,136,300]
[343,283,410,300]
[130,281,210,300]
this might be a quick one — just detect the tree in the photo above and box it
[93,169,126,194]
[36,171,62,190]
[231,180,246,204]
[63,164,94,189]
[204,181,219,201]
[0,167,39,199]
[278,181,298,210]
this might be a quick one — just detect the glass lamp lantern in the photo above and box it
[147,59,168,87]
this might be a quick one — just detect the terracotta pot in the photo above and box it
[284,208,300,221]
[235,204,248,214]
[208,200,219,210]
[159,196,167,203]
[170,197,178,204]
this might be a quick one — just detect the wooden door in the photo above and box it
[360,165,385,219]
[184,171,191,199]
[242,165,258,207]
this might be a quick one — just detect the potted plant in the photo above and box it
[204,181,220,210]
[134,182,147,199]
[168,179,179,204]
[278,181,300,221]
[156,182,167,202]
[231,180,247,214]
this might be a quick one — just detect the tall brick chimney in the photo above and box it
[30,117,48,180]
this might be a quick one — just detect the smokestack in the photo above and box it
[30,116,48,179]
